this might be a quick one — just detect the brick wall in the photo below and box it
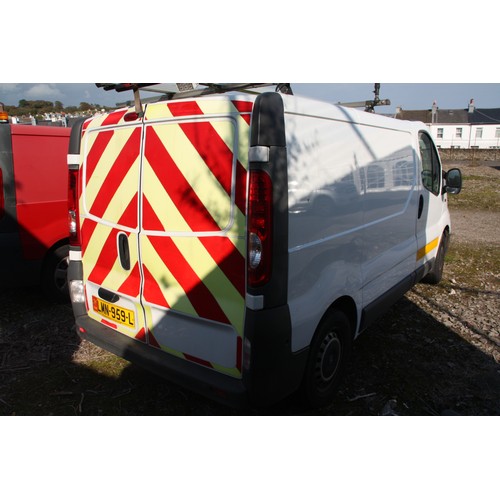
[438,148,500,162]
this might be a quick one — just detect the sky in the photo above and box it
[2,2,498,116]
[1,82,499,115]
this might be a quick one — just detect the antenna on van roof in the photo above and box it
[337,83,391,112]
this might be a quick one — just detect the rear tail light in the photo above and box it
[248,170,273,287]
[68,168,81,246]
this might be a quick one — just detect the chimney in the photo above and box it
[431,101,438,123]
[468,98,475,113]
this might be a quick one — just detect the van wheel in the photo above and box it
[42,244,70,302]
[302,310,352,408]
[423,232,448,285]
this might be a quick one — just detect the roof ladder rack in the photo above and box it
[95,83,294,104]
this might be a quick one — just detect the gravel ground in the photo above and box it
[0,163,498,416]
[451,209,500,245]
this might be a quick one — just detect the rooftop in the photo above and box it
[393,99,500,125]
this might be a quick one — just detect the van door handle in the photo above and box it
[118,233,131,270]
[418,195,424,219]
[98,287,120,303]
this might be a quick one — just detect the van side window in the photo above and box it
[419,132,441,196]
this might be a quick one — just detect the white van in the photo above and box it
[67,84,462,408]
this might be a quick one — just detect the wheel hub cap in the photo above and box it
[316,331,341,384]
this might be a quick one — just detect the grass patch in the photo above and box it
[83,356,130,379]
[447,166,500,211]
[414,239,500,305]
[462,175,488,181]
[444,240,500,287]
[449,185,499,211]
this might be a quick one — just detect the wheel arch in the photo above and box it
[41,238,70,301]
[41,237,70,272]
[318,295,358,340]
[301,295,357,408]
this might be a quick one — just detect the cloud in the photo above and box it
[0,83,22,104]
[24,83,65,101]
[0,83,21,93]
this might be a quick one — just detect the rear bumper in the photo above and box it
[71,248,308,409]
[75,314,249,409]
[74,304,309,410]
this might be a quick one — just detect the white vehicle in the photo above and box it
[68,84,462,408]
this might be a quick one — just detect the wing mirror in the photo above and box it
[444,168,462,195]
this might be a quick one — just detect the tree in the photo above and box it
[32,100,53,110]
[79,102,92,112]
[54,101,64,111]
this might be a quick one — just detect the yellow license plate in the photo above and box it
[92,296,135,328]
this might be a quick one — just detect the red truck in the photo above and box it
[0,111,71,301]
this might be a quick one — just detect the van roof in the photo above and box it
[279,93,426,133]
[96,83,426,133]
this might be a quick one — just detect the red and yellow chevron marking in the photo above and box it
[142,306,242,378]
[79,97,253,370]
[141,98,251,342]
[79,110,144,339]
[83,125,141,228]
[141,234,245,330]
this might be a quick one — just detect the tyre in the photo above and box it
[42,244,70,302]
[423,232,448,285]
[302,309,352,408]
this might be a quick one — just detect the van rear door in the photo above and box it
[140,97,252,377]
[80,110,147,341]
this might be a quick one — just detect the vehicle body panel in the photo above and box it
[282,96,422,349]
[0,124,70,288]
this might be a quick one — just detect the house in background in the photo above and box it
[394,100,500,149]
